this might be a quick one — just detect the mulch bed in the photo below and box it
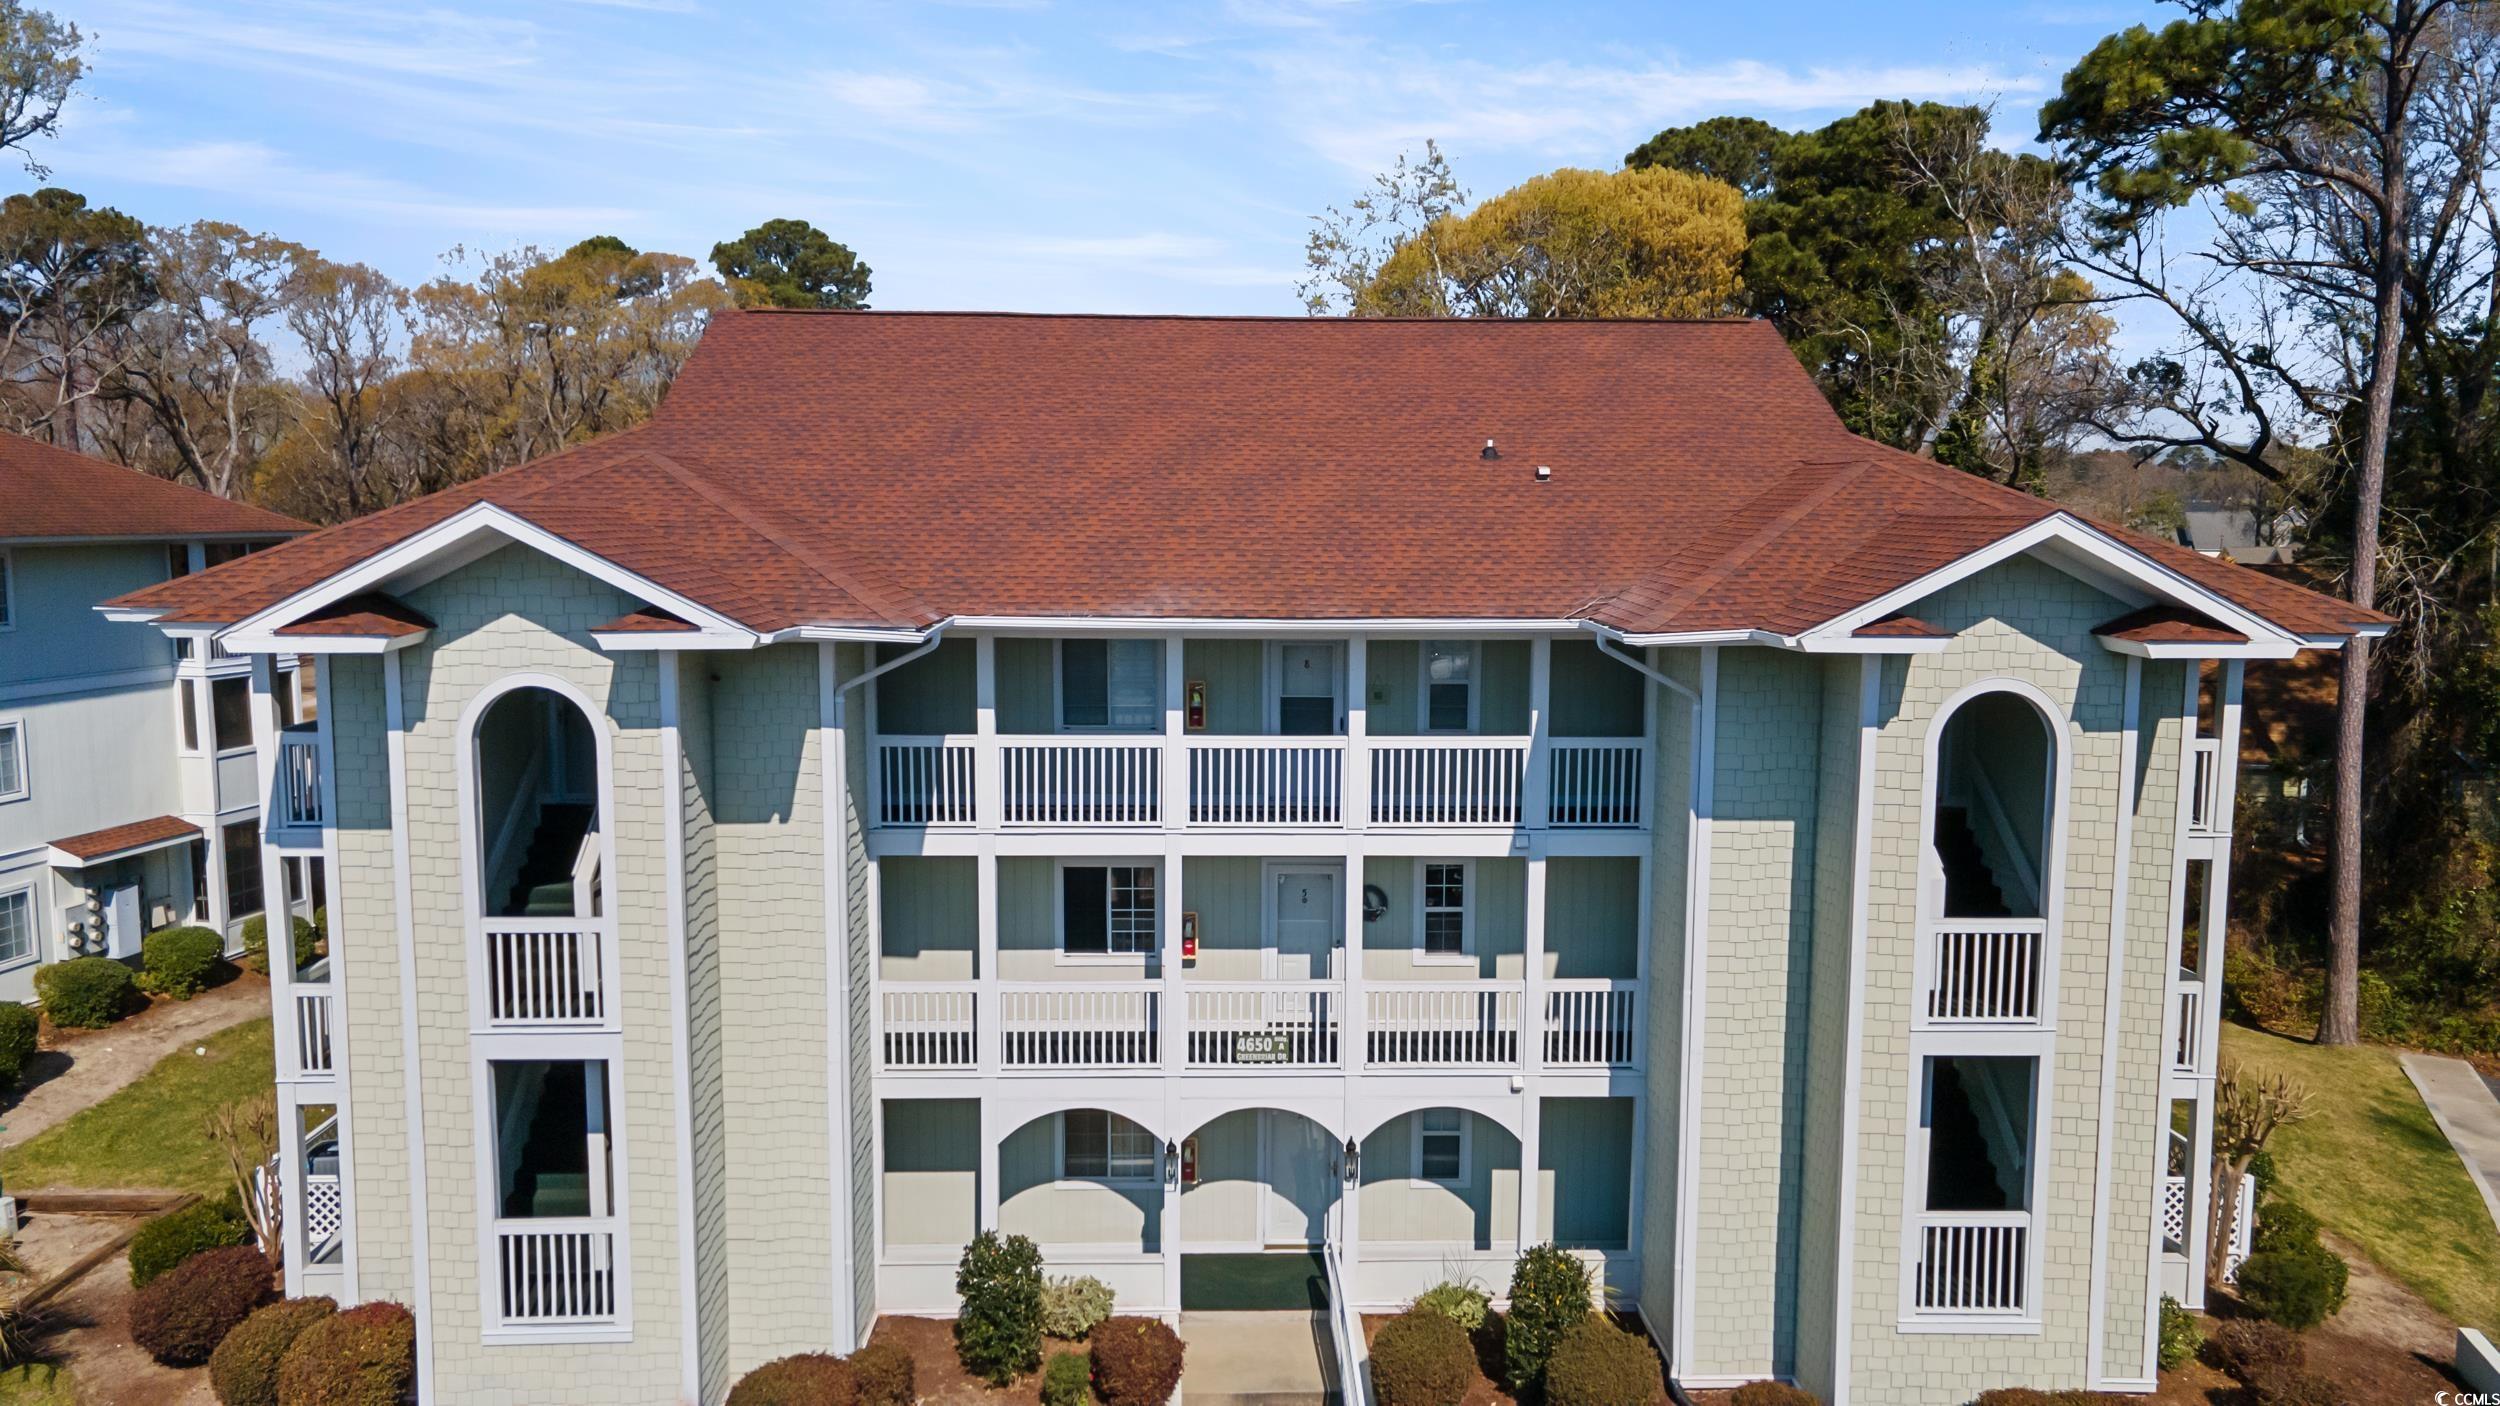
[865,1317,1094,1406]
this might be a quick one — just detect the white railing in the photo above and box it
[1369,739,1528,827]
[1002,984,1161,1068]
[494,1221,619,1326]
[1365,983,1523,1067]
[1324,1236,1370,1406]
[482,919,609,1026]
[1001,739,1162,826]
[1188,739,1344,826]
[2163,1168,2256,1278]
[2188,737,2223,834]
[1548,740,1644,828]
[279,731,323,827]
[880,985,976,1070]
[1911,1212,2030,1315]
[1186,982,1341,1068]
[1543,980,1640,1067]
[293,989,334,1076]
[1923,920,2047,1025]
[2173,974,2205,1073]
[875,737,977,827]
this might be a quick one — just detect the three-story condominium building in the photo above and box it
[1,438,304,1000]
[106,312,2387,1406]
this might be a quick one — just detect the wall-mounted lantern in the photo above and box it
[1342,1136,1361,1185]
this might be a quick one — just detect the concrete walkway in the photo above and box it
[1178,1310,1337,1406]
[2399,1052,2500,1237]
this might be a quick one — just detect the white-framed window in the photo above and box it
[1061,1109,1157,1182]
[0,718,25,803]
[1059,638,1159,731]
[210,676,253,753]
[1421,641,1476,733]
[489,1056,616,1220]
[474,1037,631,1338]
[1059,862,1157,957]
[0,885,37,968]
[1412,1108,1469,1187]
[0,549,13,631]
[1416,860,1471,962]
[179,680,203,754]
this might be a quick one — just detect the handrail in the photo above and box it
[570,827,601,919]
[1323,1236,1368,1406]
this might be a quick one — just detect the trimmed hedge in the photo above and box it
[1412,1281,1490,1334]
[1043,1349,1092,1406]
[725,1353,855,1406]
[131,1192,253,1288]
[850,1342,913,1406]
[274,1301,415,1406]
[142,925,225,999]
[2209,1318,2304,1380]
[1545,1317,1657,1406]
[34,956,135,1028]
[0,1002,37,1085]
[1370,1307,1471,1406]
[2252,1198,2322,1257]
[1090,1316,1183,1406]
[954,1230,1045,1385]
[241,915,317,978]
[1731,1384,1820,1406]
[1504,1242,1594,1394]
[1041,1273,1116,1340]
[209,1297,335,1406]
[129,1244,273,1367]
[2237,1245,2349,1330]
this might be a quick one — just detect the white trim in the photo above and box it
[656,657,704,1403]
[1671,645,1717,1375]
[1411,858,1474,965]
[0,715,26,804]
[1825,654,1881,1405]
[1417,639,1479,733]
[821,642,861,1353]
[2087,655,2141,1388]
[1408,1106,1471,1190]
[43,828,201,869]
[1051,856,1161,961]
[0,881,38,970]
[949,615,1586,636]
[1055,1108,1160,1186]
[467,1035,635,1340]
[382,649,436,1401]
[311,654,361,1301]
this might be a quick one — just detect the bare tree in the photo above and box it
[284,258,406,521]
[0,2,81,176]
[205,1089,281,1265]
[1299,141,1467,316]
[2208,1063,2313,1290]
[107,222,306,499]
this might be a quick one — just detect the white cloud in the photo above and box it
[57,137,642,232]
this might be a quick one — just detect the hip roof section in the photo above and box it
[1,434,307,544]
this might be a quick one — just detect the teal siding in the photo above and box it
[874,639,973,735]
[1360,856,1524,980]
[1184,639,1265,733]
[878,856,976,979]
[882,1099,977,1249]
[1547,856,1639,979]
[1183,855,1268,981]
[996,638,1054,733]
[1551,640,1644,738]
[1366,641,1419,735]
[1541,1097,1634,1248]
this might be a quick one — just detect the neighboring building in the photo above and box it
[107,312,2388,1406]
[2176,504,2297,566]
[0,436,305,1004]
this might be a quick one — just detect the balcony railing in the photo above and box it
[494,1220,619,1327]
[482,919,610,1026]
[1003,739,1162,827]
[1189,739,1344,826]
[878,977,1638,1074]
[1911,1211,2030,1316]
[876,738,975,827]
[1370,739,1527,826]
[2187,736,2224,835]
[278,730,323,828]
[1922,919,2047,1025]
[2173,972,2206,1074]
[292,989,335,1077]
[1548,740,1645,828]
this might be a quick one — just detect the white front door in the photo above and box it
[1274,643,1341,736]
[1260,1111,1337,1248]
[1269,867,1339,981]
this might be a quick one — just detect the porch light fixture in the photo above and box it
[1164,1140,1180,1189]
[1343,1137,1361,1185]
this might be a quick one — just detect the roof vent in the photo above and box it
[1481,438,1501,460]
[1534,464,1552,482]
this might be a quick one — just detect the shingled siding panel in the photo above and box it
[1846,554,2144,1406]
[395,545,684,1404]
[842,643,880,1349]
[330,655,413,1305]
[1687,648,1826,1379]
[1635,648,1697,1347]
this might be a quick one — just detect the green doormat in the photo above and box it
[1180,1252,1329,1311]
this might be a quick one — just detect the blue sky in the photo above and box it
[38,0,2168,313]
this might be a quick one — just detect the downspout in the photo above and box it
[819,621,947,1350]
[1590,628,1701,708]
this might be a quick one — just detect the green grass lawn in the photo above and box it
[0,1366,75,1406]
[2220,1020,2500,1333]
[0,1018,272,1196]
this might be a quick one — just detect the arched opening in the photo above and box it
[473,686,602,919]
[1930,691,2055,919]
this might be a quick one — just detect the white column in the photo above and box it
[979,1098,1003,1233]
[1161,1145,1183,1317]
[974,634,1001,830]
[1343,841,1366,1080]
[1518,850,1548,1249]
[1163,842,1186,1079]
[1526,636,1553,830]
[1517,1091,1545,1254]
[1163,635,1189,827]
[976,849,1001,1077]
[1345,636,1369,830]
[2184,1088,2218,1306]
[251,655,308,1288]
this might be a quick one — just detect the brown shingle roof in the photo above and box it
[1856,614,1950,639]
[0,434,306,543]
[106,311,2387,643]
[273,593,433,638]
[593,605,696,633]
[2093,605,2249,646]
[50,815,200,862]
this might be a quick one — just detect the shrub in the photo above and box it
[1370,1307,1471,1406]
[2236,1244,2349,1330]
[2156,1295,2202,1371]
[131,1192,253,1288]
[2240,1361,2351,1406]
[129,1244,273,1367]
[2252,1198,2323,1257]
[241,916,318,978]
[1043,1349,1092,1406]
[142,925,225,999]
[1730,1381,1821,1406]
[275,1301,415,1406]
[209,1297,335,1406]
[1504,1242,1594,1394]
[2247,1148,2280,1200]
[34,956,135,1028]
[1965,1393,2119,1406]
[1089,1315,1183,1406]
[1412,1281,1490,1334]
[1545,1316,1656,1406]
[0,1002,37,1085]
[2208,1318,2304,1380]
[954,1230,1044,1385]
[1041,1273,1116,1340]
[849,1341,913,1406]
[724,1353,855,1406]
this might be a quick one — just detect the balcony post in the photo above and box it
[974,633,1000,830]
[978,1097,1002,1233]
[1526,636,1552,829]
[1516,1086,1544,1255]
[1163,844,1186,1078]
[976,850,1001,1077]
[1346,636,1369,831]
[1342,841,1366,1078]
[1164,635,1189,828]
[1517,850,1547,1249]
[2183,1081,2217,1306]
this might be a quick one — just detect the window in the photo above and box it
[1062,864,1156,956]
[223,820,263,920]
[180,681,201,753]
[1919,1055,2036,1213]
[1061,1110,1157,1182]
[166,543,193,579]
[211,677,252,752]
[1423,642,1475,732]
[0,887,34,967]
[1420,861,1469,959]
[1414,1108,1468,1186]
[490,1059,614,1218]
[0,720,23,803]
[1061,639,1158,731]
[205,542,255,568]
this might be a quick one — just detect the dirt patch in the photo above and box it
[1,972,268,1150]
[36,1245,214,1405]
[865,1316,1096,1406]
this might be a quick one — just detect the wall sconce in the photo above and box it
[1342,1136,1361,1185]
[1164,1140,1181,1190]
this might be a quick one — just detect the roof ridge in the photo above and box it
[630,447,938,629]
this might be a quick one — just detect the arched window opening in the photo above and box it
[474,687,602,919]
[1931,692,2053,920]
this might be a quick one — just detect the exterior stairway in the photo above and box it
[1934,805,2012,919]
[501,803,593,917]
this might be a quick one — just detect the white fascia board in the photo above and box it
[2096,636,2299,661]
[943,614,1588,636]
[221,502,759,647]
[593,629,762,652]
[776,624,938,645]
[96,605,174,624]
[1577,621,1786,649]
[220,630,431,656]
[1795,513,2306,654]
[1796,633,1951,656]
